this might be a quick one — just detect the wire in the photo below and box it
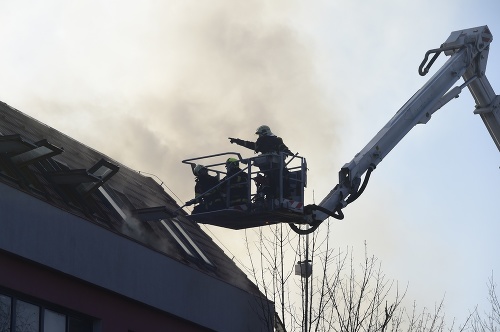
[137,170,185,204]
[199,224,248,268]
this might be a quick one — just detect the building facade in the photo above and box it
[0,102,274,332]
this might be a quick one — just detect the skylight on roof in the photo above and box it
[11,146,61,166]
[98,187,127,220]
[0,134,33,154]
[171,219,213,266]
[0,135,63,166]
[77,159,119,195]
[160,219,196,258]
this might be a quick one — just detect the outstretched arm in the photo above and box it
[228,137,256,151]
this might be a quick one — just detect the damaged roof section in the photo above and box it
[0,101,260,296]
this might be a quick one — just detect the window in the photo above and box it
[160,218,214,267]
[0,294,11,332]
[0,292,93,332]
[98,187,127,220]
[171,219,212,266]
[16,300,39,332]
[10,143,63,167]
[68,316,92,332]
[77,159,119,196]
[161,220,195,258]
[44,310,65,332]
[0,135,62,168]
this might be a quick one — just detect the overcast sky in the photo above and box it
[1,0,499,324]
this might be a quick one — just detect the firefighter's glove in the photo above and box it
[185,198,197,206]
[229,137,243,145]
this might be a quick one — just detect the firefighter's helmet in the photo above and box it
[255,125,272,136]
[193,164,207,176]
[225,157,239,170]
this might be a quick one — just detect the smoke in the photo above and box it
[6,0,495,322]
[4,1,341,206]
[0,0,349,279]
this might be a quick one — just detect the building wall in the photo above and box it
[0,250,208,332]
[0,182,274,332]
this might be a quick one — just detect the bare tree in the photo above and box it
[469,275,500,332]
[243,219,473,332]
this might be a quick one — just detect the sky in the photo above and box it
[1,0,499,325]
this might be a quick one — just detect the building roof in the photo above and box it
[0,100,262,297]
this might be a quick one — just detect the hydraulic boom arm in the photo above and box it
[304,26,500,228]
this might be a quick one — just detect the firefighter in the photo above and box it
[186,164,224,213]
[228,125,292,199]
[228,125,292,155]
[220,158,249,207]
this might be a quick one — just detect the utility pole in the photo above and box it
[295,232,312,332]
[304,232,309,332]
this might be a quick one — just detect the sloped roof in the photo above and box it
[0,101,262,297]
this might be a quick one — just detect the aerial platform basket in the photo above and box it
[182,152,308,230]
[186,198,307,229]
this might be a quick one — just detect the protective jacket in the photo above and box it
[220,168,249,206]
[193,173,223,213]
[232,135,292,155]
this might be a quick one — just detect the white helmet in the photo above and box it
[193,164,207,176]
[255,125,272,136]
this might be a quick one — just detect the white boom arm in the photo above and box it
[305,26,500,226]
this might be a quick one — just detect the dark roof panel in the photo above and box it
[0,101,261,296]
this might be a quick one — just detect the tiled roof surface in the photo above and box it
[0,101,261,296]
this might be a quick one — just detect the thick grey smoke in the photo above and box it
[1,1,344,267]
[12,1,341,205]
[5,0,500,323]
